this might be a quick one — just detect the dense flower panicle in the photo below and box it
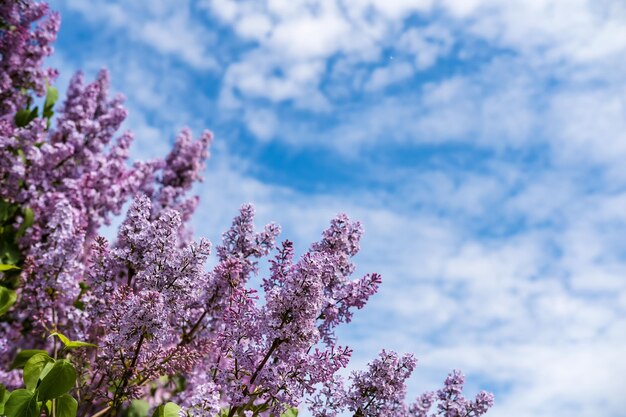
[180,211,368,415]
[160,128,212,199]
[409,392,436,417]
[249,254,328,411]
[346,350,417,417]
[0,63,164,371]
[86,237,120,321]
[433,370,494,417]
[189,205,281,353]
[0,2,494,417]
[102,288,168,354]
[184,213,375,415]
[308,376,347,417]
[265,240,295,291]
[52,70,126,152]
[85,196,214,406]
[311,213,363,258]
[182,381,221,417]
[89,195,211,317]
[0,74,209,369]
[46,70,161,235]
[13,198,87,347]
[187,205,280,353]
[471,392,496,415]
[0,0,59,115]
[151,128,213,241]
[0,323,22,389]
[92,286,167,402]
[307,214,382,346]
[217,204,280,270]
[263,252,325,348]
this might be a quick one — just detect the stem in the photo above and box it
[89,406,112,417]
[227,339,283,417]
[111,332,145,413]
[126,263,135,287]
[181,309,208,344]
[249,338,281,386]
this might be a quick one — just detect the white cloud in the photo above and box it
[60,0,626,159]
[244,107,278,141]
[446,0,626,65]
[398,25,455,70]
[365,61,414,91]
[198,0,626,167]
[59,0,218,69]
[268,14,351,59]
[546,86,626,166]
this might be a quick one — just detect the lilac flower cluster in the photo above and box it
[0,2,494,417]
[0,0,210,388]
[0,0,59,115]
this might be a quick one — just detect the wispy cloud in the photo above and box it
[60,0,218,69]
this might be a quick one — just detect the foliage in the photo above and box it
[0,1,494,417]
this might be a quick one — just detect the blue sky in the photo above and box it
[48,1,626,416]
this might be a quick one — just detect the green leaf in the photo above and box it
[23,353,54,390]
[50,332,97,349]
[44,400,52,415]
[42,86,59,129]
[17,148,26,164]
[50,332,71,346]
[14,109,32,127]
[37,359,76,401]
[43,86,59,114]
[65,340,97,349]
[43,86,59,129]
[4,389,39,417]
[38,360,55,382]
[124,399,150,417]
[0,199,18,223]
[16,207,34,239]
[152,402,181,417]
[0,264,19,271]
[0,384,9,415]
[0,286,16,315]
[56,394,78,417]
[0,240,21,266]
[14,107,39,128]
[10,350,48,370]
[280,408,298,417]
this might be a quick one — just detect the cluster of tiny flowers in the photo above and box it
[0,2,495,417]
[0,0,212,380]
[181,382,221,417]
[308,356,494,417]
[345,350,417,416]
[81,196,213,411]
[404,371,495,417]
[433,371,495,417]
[0,0,59,115]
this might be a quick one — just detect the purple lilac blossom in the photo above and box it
[346,350,417,417]
[0,0,59,115]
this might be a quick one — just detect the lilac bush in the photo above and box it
[0,1,494,417]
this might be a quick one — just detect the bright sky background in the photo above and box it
[48,1,626,416]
